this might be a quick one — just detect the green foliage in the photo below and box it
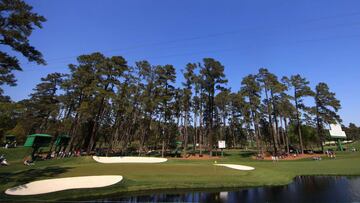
[6,123,26,143]
[1,49,345,156]
[287,123,318,147]
[0,0,46,93]
[310,82,342,151]
[282,74,314,153]
[0,101,25,138]
[343,123,360,140]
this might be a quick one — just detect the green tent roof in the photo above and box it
[27,134,52,138]
[58,135,70,138]
[54,135,70,146]
[24,134,53,147]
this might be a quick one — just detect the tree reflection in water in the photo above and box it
[92,176,360,203]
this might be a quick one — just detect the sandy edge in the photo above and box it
[5,175,123,195]
[214,164,255,171]
[93,156,168,163]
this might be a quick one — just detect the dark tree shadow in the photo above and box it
[239,151,256,158]
[1,166,73,188]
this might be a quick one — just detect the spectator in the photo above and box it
[23,156,34,166]
[51,151,56,158]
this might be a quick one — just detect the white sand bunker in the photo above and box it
[5,175,123,195]
[93,156,168,163]
[215,164,255,171]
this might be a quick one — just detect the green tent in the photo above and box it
[3,135,16,148]
[24,134,53,147]
[24,134,53,160]
[54,135,70,147]
[4,135,16,143]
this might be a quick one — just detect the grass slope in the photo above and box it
[0,145,360,201]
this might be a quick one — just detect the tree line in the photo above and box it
[0,52,346,156]
[0,0,354,157]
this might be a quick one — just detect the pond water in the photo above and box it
[92,176,360,203]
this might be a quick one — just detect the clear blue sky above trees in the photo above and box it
[4,0,360,125]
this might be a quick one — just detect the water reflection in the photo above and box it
[92,176,360,203]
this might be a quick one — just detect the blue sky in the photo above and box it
[3,0,360,125]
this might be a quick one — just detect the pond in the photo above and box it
[92,176,360,203]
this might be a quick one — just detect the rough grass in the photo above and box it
[0,144,360,201]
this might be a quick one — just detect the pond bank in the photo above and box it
[91,176,360,203]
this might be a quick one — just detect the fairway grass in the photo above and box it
[1,147,360,201]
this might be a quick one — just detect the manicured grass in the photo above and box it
[1,146,360,201]
[0,146,32,163]
[322,140,360,151]
[347,141,360,149]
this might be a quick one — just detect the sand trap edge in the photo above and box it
[214,164,255,171]
[5,175,123,196]
[93,156,168,163]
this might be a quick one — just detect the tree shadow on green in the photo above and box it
[1,166,73,187]
[238,151,256,158]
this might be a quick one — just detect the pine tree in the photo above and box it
[0,0,46,93]
[277,92,296,153]
[282,75,314,154]
[215,89,231,144]
[30,73,64,132]
[257,68,286,154]
[181,63,196,156]
[156,64,176,157]
[241,74,262,153]
[199,58,227,156]
[313,82,341,152]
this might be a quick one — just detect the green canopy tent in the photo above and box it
[24,134,53,160]
[3,135,16,148]
[54,135,70,152]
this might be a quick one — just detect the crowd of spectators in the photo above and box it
[23,149,82,166]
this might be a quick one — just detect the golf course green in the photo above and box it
[1,143,360,201]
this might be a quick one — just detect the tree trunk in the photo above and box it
[65,112,80,153]
[232,128,236,148]
[295,96,304,154]
[251,110,261,154]
[265,89,277,154]
[194,111,197,152]
[279,116,286,152]
[284,118,290,154]
[222,114,226,142]
[183,110,189,156]
[315,103,325,153]
[87,95,107,154]
[209,91,216,156]
[107,122,119,157]
[274,115,282,150]
[199,94,203,156]
[161,138,165,158]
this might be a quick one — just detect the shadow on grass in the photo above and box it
[0,166,73,187]
[239,151,256,158]
[191,150,256,158]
